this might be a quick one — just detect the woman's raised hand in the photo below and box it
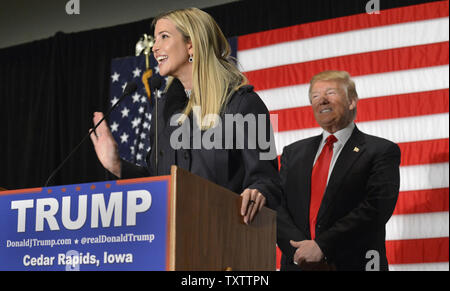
[89,112,122,177]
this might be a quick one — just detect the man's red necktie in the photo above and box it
[310,134,337,239]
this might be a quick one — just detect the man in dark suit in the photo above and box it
[277,70,400,271]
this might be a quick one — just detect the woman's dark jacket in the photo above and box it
[120,78,281,209]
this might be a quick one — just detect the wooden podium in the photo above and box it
[0,166,275,271]
[167,166,276,271]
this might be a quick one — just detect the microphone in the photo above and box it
[44,81,138,187]
[150,76,162,93]
[150,77,162,175]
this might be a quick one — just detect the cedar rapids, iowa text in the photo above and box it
[22,251,133,267]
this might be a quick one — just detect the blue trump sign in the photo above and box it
[0,176,171,270]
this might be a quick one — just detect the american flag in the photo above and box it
[109,54,165,167]
[235,1,449,270]
[109,1,448,270]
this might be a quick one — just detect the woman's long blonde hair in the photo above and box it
[152,8,248,129]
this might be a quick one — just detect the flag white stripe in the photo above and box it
[275,127,323,154]
[400,163,449,192]
[389,262,449,271]
[356,114,449,144]
[275,113,449,154]
[260,66,449,111]
[238,18,449,72]
[386,212,449,240]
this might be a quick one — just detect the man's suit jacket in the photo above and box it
[119,78,282,209]
[277,126,401,271]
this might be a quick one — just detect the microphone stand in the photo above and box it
[155,88,158,176]
[151,79,162,176]
[44,82,137,187]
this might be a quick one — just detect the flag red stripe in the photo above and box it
[238,1,449,51]
[246,42,449,91]
[386,237,449,265]
[355,89,449,123]
[277,138,449,169]
[271,106,314,132]
[271,89,449,132]
[398,138,449,166]
[393,188,449,215]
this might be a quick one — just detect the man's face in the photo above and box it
[310,80,357,133]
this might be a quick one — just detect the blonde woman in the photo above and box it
[91,8,281,224]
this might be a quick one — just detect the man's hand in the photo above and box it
[290,240,325,268]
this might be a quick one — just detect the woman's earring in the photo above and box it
[189,55,193,63]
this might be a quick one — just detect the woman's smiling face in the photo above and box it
[152,18,193,80]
